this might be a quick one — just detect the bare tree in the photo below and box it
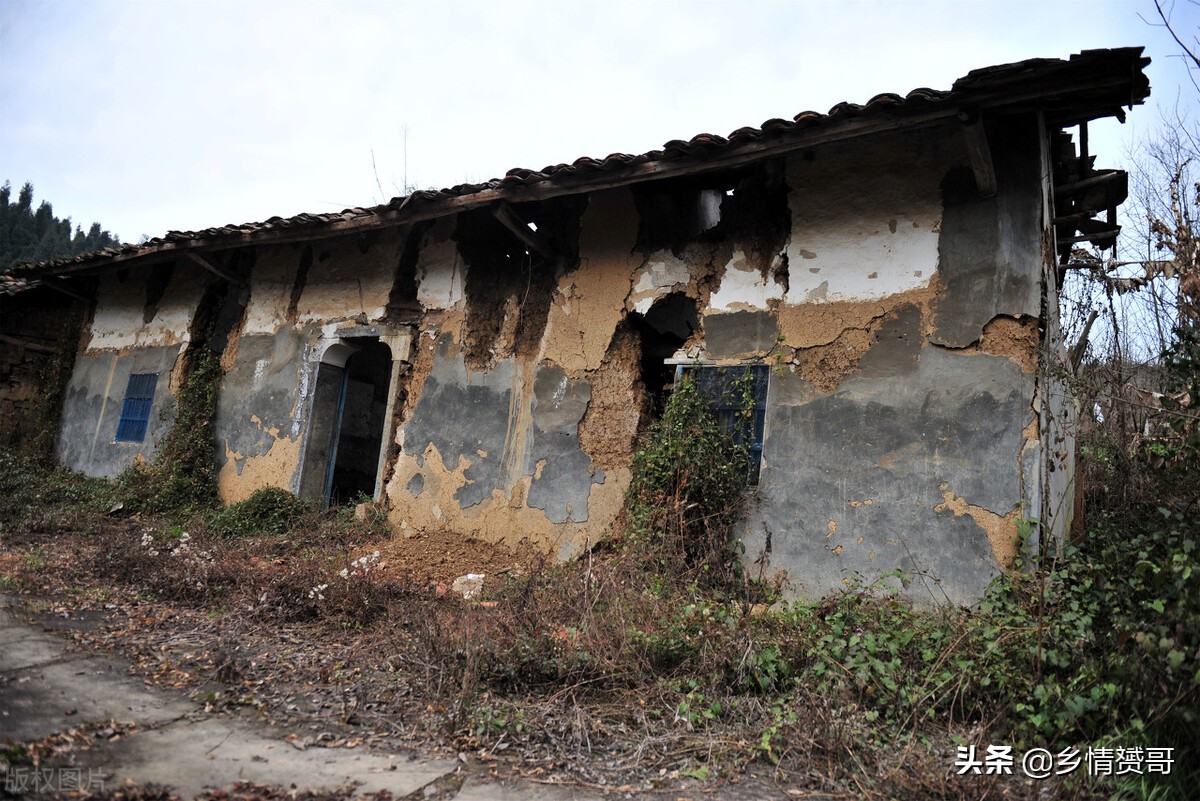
[1145,0,1200,93]
[1058,1,1200,511]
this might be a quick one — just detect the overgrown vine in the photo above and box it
[624,367,758,587]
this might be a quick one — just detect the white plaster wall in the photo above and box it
[87,275,145,351]
[296,229,403,323]
[707,249,787,312]
[415,220,464,310]
[783,126,957,303]
[87,268,204,352]
[140,268,205,347]
[243,247,299,335]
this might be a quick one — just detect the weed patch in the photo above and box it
[209,487,311,539]
[2,435,1197,798]
[625,371,754,588]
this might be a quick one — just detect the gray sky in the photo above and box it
[1,0,1196,243]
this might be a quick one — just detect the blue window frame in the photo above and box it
[676,364,769,485]
[115,373,158,443]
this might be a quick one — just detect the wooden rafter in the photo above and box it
[39,277,90,303]
[958,110,997,197]
[185,252,243,285]
[491,202,555,259]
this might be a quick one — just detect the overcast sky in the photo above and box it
[1,0,1197,244]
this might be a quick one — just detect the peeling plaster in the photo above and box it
[630,251,691,313]
[776,281,938,350]
[782,127,952,303]
[415,219,465,310]
[295,230,403,323]
[935,483,1022,568]
[707,248,787,312]
[776,283,938,392]
[243,247,300,336]
[541,189,640,375]
[87,269,205,352]
[978,315,1039,373]
[218,433,302,503]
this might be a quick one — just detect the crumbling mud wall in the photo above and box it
[0,287,86,449]
[214,230,410,503]
[56,265,208,477]
[46,114,1060,604]
[381,122,1052,589]
[383,192,637,558]
[734,120,1050,604]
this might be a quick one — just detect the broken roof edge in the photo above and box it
[10,47,1150,279]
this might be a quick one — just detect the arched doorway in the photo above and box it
[326,339,392,506]
[300,336,395,507]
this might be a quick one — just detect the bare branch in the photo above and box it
[1155,0,1200,93]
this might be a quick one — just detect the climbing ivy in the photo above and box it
[625,370,755,585]
[121,348,221,514]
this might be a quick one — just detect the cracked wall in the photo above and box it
[54,115,1060,603]
[345,123,1049,598]
[735,122,1049,604]
[57,265,208,477]
[214,229,412,503]
[383,191,640,557]
[742,346,1036,606]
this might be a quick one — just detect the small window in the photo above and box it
[677,364,769,484]
[115,373,158,443]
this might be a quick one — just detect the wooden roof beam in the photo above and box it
[491,201,556,259]
[185,252,243,285]
[1054,169,1126,197]
[0,333,57,354]
[958,109,997,198]
[39,277,91,303]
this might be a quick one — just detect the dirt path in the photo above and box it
[0,594,608,800]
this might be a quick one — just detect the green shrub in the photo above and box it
[625,373,753,583]
[210,487,311,539]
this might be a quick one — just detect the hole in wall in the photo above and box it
[633,181,728,252]
[627,292,698,414]
[456,207,554,368]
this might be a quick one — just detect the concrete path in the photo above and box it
[0,595,609,800]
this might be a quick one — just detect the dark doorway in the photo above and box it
[326,338,392,506]
[298,337,395,507]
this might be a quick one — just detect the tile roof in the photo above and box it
[0,274,35,295]
[11,48,1150,279]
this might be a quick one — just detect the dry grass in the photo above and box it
[3,447,1191,799]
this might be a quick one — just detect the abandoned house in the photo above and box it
[1,48,1151,604]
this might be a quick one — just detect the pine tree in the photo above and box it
[0,181,120,268]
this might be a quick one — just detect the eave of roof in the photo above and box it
[11,47,1150,279]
